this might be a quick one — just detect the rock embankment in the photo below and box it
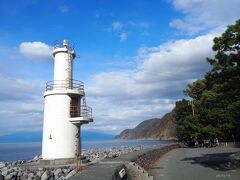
[0,160,77,180]
[0,145,150,180]
[82,145,146,161]
[132,144,181,170]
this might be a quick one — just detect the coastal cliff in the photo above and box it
[115,111,176,140]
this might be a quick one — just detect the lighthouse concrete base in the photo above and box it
[40,158,75,165]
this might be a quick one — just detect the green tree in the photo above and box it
[175,19,240,144]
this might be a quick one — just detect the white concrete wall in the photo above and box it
[53,49,73,82]
[42,94,78,159]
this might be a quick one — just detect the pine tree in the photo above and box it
[175,19,240,144]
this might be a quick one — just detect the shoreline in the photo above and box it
[0,139,171,162]
[2,142,238,179]
[0,144,167,180]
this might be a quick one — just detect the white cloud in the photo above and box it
[105,21,128,42]
[135,32,218,83]
[0,74,44,135]
[170,19,200,34]
[86,31,220,133]
[120,32,127,42]
[170,0,240,33]
[19,41,52,60]
[112,21,123,31]
[84,96,176,134]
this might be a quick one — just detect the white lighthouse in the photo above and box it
[41,40,93,165]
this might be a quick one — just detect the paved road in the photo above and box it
[149,147,240,180]
[69,147,156,180]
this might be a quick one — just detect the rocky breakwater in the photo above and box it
[0,145,150,180]
[0,156,77,180]
[82,145,146,161]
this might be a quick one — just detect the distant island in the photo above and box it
[115,111,176,140]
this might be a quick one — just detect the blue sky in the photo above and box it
[0,0,240,136]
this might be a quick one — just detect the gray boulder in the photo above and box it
[0,174,4,180]
[23,171,28,177]
[0,162,5,169]
[17,171,23,177]
[4,173,13,180]
[1,170,9,176]
[37,171,44,177]
[22,174,28,180]
[65,169,77,179]
[54,168,62,177]
[21,160,27,164]
[28,172,34,179]
[11,161,17,166]
[1,167,8,173]
[10,171,17,176]
[57,176,65,180]
[33,155,40,161]
[41,170,53,180]
[12,167,18,171]
[63,168,71,174]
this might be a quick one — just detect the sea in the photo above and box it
[0,140,171,162]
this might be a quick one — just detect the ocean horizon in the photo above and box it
[0,139,172,162]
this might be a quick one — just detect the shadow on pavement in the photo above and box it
[181,151,240,171]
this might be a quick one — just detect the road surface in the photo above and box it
[149,147,240,180]
[69,147,155,180]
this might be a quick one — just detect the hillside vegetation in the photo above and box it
[116,111,176,140]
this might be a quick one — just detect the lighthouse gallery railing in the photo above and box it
[46,79,84,91]
[70,106,92,119]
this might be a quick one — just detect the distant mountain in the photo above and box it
[0,132,42,143]
[115,111,176,140]
[0,131,115,143]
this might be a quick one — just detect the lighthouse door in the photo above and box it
[70,98,80,117]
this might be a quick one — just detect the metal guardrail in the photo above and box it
[80,106,92,119]
[70,105,92,119]
[46,80,84,91]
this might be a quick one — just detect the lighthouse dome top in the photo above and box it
[53,39,76,58]
[63,39,68,47]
